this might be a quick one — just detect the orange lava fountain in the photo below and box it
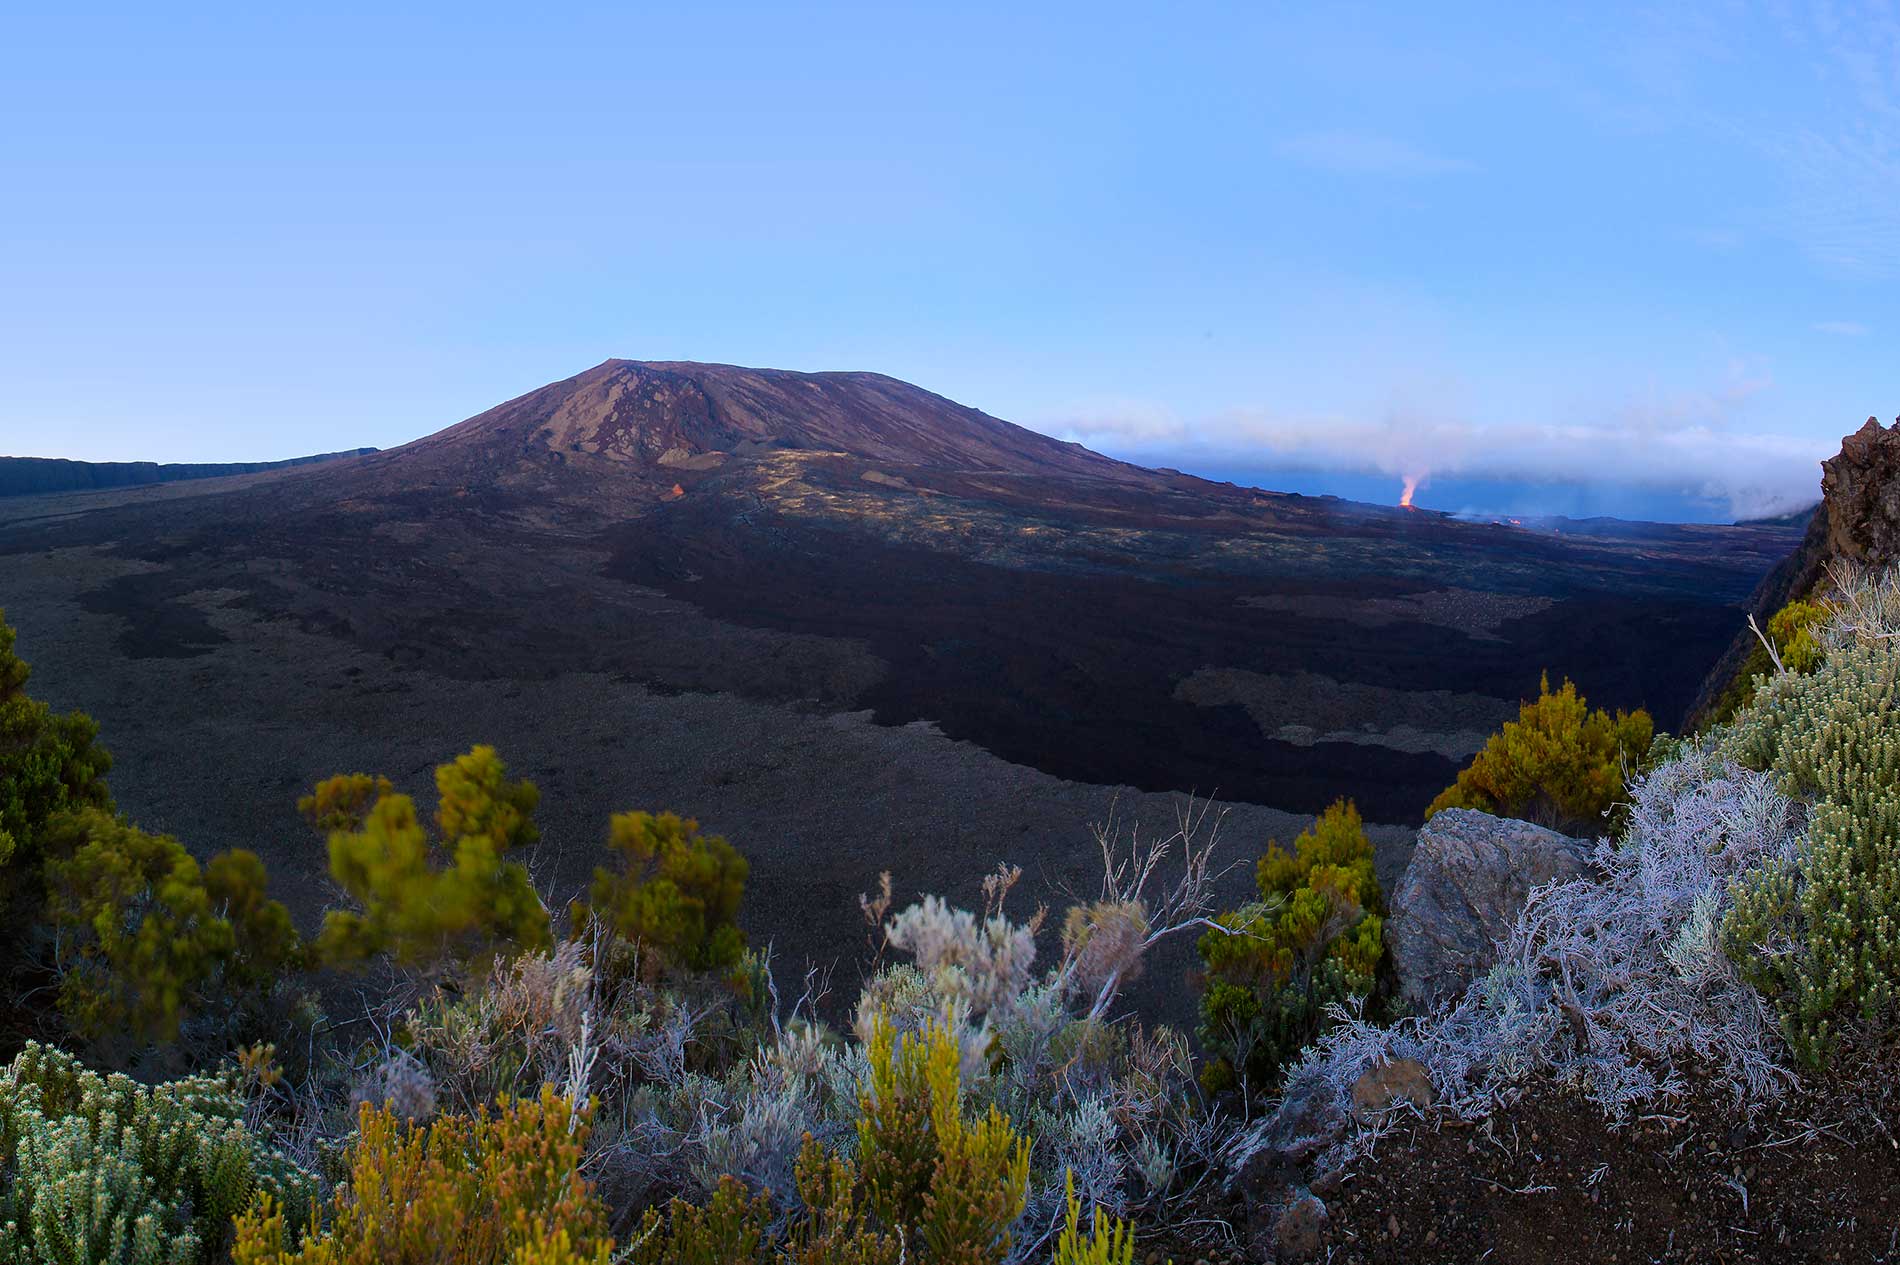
[1399,475,1419,508]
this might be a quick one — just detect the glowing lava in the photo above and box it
[1399,475,1420,509]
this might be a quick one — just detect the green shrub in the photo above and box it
[0,1040,313,1264]
[1197,799,1383,1096]
[575,811,748,979]
[43,811,235,1043]
[1767,598,1829,674]
[1052,1170,1136,1265]
[782,1137,903,1264]
[1426,673,1653,835]
[41,811,300,1044]
[310,746,552,971]
[232,1086,608,1265]
[0,610,112,921]
[857,1014,1031,1264]
[295,773,391,835]
[1723,624,1900,1064]
[1702,594,1833,729]
[204,849,304,992]
[628,1016,1031,1265]
[627,1176,773,1265]
[0,610,301,1049]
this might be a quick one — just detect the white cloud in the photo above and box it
[1046,373,1830,521]
[1814,319,1870,336]
[1274,130,1474,177]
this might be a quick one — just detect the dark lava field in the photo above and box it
[606,465,1793,822]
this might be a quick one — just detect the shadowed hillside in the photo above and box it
[0,448,375,497]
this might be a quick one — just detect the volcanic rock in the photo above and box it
[1822,416,1900,566]
[1349,1057,1437,1121]
[1690,413,1900,726]
[1273,1192,1330,1260]
[1389,809,1593,1010]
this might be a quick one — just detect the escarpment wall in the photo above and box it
[1688,416,1900,727]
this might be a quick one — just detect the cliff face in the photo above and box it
[1687,416,1900,726]
[1823,416,1900,566]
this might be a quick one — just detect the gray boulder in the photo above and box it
[1389,809,1592,1010]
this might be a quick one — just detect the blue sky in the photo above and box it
[2,3,1894,519]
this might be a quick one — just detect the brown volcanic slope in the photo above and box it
[0,361,1804,1021]
[426,359,1140,479]
[325,359,1148,506]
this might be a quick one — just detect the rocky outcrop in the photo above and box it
[1689,415,1900,728]
[1823,416,1900,566]
[1229,1058,1436,1258]
[1388,809,1592,1010]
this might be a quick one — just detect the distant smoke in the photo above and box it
[1048,393,1832,522]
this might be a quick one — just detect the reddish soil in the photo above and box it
[1318,1070,1900,1264]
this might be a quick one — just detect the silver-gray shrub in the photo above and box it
[387,808,1236,1251]
[396,934,860,1211]
[1246,746,1802,1171]
[863,819,1238,1259]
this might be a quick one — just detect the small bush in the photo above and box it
[862,889,1042,1078]
[0,1040,313,1264]
[626,1016,1030,1265]
[1196,799,1383,1096]
[856,1015,1031,1264]
[1052,1169,1136,1265]
[1426,673,1653,835]
[43,810,234,1043]
[231,1086,610,1264]
[1766,598,1829,675]
[782,1136,902,1264]
[41,810,300,1044]
[204,849,305,991]
[296,774,392,835]
[311,746,552,971]
[626,1175,773,1265]
[575,811,748,980]
[1703,594,1833,728]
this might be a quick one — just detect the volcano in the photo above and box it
[409,360,1145,484]
[305,360,1157,516]
[0,360,1806,1014]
